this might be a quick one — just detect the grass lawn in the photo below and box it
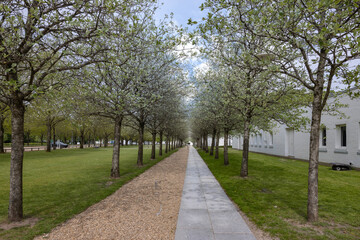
[0,147,177,240]
[198,148,360,240]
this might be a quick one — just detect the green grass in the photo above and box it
[198,148,360,240]
[0,147,177,240]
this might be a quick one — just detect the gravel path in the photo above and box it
[35,147,189,240]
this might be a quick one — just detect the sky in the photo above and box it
[154,0,207,29]
[154,1,356,91]
[154,0,209,84]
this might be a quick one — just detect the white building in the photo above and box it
[207,137,231,147]
[232,92,360,168]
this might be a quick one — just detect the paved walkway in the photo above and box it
[175,146,256,240]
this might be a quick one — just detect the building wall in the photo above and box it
[232,93,360,168]
[207,137,229,147]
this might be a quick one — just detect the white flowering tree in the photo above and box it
[200,0,360,222]
[0,0,153,222]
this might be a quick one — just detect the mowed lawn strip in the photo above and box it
[198,148,360,240]
[0,147,177,240]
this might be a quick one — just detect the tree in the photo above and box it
[126,22,181,166]
[122,126,138,146]
[200,0,360,221]
[197,6,307,175]
[146,64,187,160]
[194,66,242,165]
[27,90,67,151]
[76,1,163,176]
[0,0,122,221]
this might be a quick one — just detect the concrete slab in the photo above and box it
[182,183,202,192]
[175,146,257,240]
[177,209,212,229]
[184,177,201,184]
[175,228,215,240]
[206,199,236,211]
[200,177,219,183]
[180,197,208,210]
[209,210,253,233]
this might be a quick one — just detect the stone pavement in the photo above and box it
[175,146,257,240]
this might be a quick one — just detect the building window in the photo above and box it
[336,124,347,149]
[321,127,327,147]
[341,126,346,147]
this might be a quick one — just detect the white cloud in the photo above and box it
[194,62,210,73]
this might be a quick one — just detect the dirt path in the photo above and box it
[35,147,189,240]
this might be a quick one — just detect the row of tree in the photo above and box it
[0,0,188,222]
[190,0,360,223]
[0,106,168,150]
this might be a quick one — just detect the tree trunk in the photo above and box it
[104,135,108,148]
[215,130,220,159]
[165,135,169,153]
[80,129,84,149]
[159,131,163,156]
[0,116,5,153]
[151,132,156,160]
[307,88,323,222]
[73,132,77,145]
[210,128,216,156]
[111,116,122,178]
[167,136,170,152]
[125,139,128,146]
[169,137,171,150]
[203,135,206,151]
[87,133,91,148]
[46,122,51,152]
[8,96,25,221]
[204,134,209,153]
[137,122,145,166]
[52,126,56,150]
[25,130,30,146]
[224,128,229,165]
[93,131,96,147]
[241,119,250,177]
